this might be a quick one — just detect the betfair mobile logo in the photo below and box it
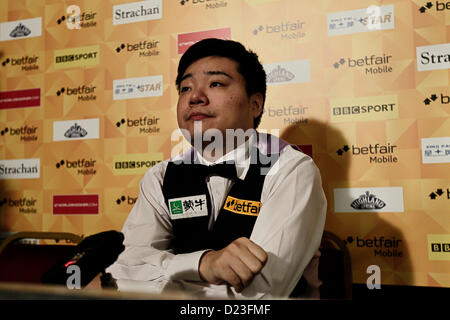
[419,1,450,13]
[57,5,97,29]
[116,195,137,205]
[180,0,228,10]
[223,196,261,216]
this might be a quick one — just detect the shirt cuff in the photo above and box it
[166,250,210,282]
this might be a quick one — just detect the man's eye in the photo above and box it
[180,86,190,93]
[210,82,223,88]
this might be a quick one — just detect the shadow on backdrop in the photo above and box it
[280,118,412,299]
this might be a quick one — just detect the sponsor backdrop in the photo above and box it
[0,0,448,288]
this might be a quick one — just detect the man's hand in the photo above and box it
[198,237,268,293]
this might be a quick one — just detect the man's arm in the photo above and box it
[198,237,268,293]
[106,162,208,287]
[197,147,327,298]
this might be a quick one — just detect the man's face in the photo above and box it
[177,56,262,142]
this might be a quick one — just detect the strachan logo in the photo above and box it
[223,195,261,216]
[0,158,40,180]
[416,43,450,72]
[113,0,162,25]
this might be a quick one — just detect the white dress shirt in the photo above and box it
[106,132,327,299]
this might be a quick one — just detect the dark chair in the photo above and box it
[0,231,82,284]
[318,230,352,299]
[290,230,352,299]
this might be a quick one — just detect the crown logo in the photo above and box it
[351,191,386,210]
[9,23,31,38]
[266,65,295,83]
[64,123,88,138]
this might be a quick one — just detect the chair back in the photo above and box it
[290,230,352,299]
[318,231,352,299]
[0,232,82,284]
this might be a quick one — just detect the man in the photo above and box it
[107,38,326,299]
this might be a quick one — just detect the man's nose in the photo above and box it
[189,87,209,107]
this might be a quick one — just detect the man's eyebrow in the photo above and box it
[180,70,233,83]
[205,70,233,79]
[180,73,192,83]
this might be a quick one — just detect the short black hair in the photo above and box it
[176,38,266,129]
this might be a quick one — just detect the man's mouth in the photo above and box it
[188,112,213,121]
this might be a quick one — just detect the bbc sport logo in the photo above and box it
[54,45,100,69]
[330,95,398,123]
[113,153,164,175]
[427,234,450,261]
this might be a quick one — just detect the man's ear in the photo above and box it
[250,92,264,118]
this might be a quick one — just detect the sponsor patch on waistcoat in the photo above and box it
[168,195,208,220]
[223,195,261,216]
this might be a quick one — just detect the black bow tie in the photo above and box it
[200,162,238,180]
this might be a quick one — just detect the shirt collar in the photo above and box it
[194,132,256,179]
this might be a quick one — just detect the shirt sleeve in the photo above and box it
[231,146,327,299]
[106,161,209,285]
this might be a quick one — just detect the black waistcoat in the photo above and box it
[161,150,276,254]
